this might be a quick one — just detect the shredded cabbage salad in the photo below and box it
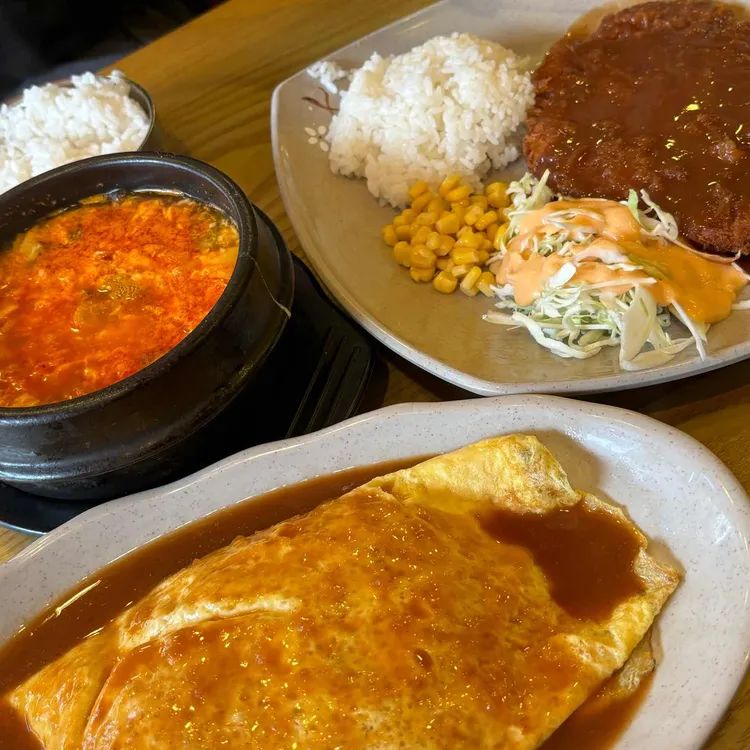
[483,172,748,371]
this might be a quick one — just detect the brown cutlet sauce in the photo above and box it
[526,1,750,254]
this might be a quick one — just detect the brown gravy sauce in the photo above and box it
[480,502,645,621]
[543,673,653,749]
[530,0,750,253]
[0,461,650,749]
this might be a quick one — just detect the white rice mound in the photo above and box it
[306,60,351,95]
[0,71,149,195]
[326,33,534,208]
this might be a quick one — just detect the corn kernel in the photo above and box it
[451,198,470,210]
[451,263,474,278]
[486,181,507,195]
[477,270,496,297]
[427,197,446,214]
[395,224,412,241]
[382,224,398,246]
[445,184,472,202]
[451,247,480,265]
[415,211,438,227]
[425,231,442,251]
[485,223,500,243]
[393,241,412,267]
[455,231,481,249]
[433,270,458,294]
[451,205,467,223]
[410,244,437,269]
[479,239,493,254]
[438,235,455,256]
[435,212,460,235]
[461,265,482,289]
[493,222,510,250]
[488,191,510,210]
[393,215,408,227]
[410,267,435,283]
[401,208,417,223]
[439,209,453,219]
[408,181,429,201]
[460,265,482,294]
[460,285,479,297]
[469,195,489,212]
[438,175,461,198]
[436,258,455,272]
[411,192,434,213]
[410,226,431,246]
[456,225,473,238]
[463,204,484,226]
[474,210,499,231]
[477,249,490,264]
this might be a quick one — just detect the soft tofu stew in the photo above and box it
[0,192,238,407]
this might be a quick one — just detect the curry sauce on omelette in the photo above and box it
[0,436,681,749]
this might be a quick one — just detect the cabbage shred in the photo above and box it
[484,173,718,370]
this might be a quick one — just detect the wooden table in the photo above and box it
[2,0,750,745]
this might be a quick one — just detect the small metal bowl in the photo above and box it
[121,78,162,151]
[3,75,161,152]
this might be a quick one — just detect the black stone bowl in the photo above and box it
[0,153,293,500]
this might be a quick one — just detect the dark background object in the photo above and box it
[0,0,217,97]
[0,255,385,534]
[0,153,293,501]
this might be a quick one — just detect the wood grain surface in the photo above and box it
[1,0,750,746]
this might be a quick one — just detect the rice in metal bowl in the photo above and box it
[0,71,150,194]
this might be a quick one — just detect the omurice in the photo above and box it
[0,435,681,749]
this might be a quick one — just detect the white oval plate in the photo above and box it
[271,0,750,395]
[1,395,749,749]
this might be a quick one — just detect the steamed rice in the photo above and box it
[306,60,350,95]
[325,33,534,207]
[0,71,149,195]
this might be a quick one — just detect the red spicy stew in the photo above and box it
[0,192,238,407]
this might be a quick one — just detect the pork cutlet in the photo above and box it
[525,1,750,256]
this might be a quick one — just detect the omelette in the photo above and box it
[6,435,681,749]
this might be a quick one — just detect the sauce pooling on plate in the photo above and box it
[0,192,238,407]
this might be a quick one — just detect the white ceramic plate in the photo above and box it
[1,395,749,749]
[271,0,750,395]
